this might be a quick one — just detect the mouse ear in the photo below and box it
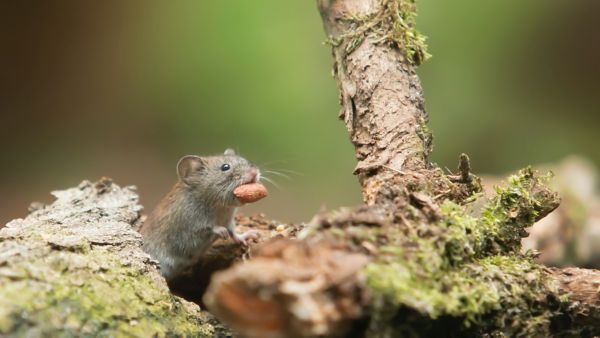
[177,155,206,184]
[224,148,236,156]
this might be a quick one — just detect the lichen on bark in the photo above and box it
[0,179,226,337]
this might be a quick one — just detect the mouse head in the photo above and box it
[177,149,260,206]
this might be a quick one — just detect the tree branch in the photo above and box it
[204,1,600,337]
[318,0,431,206]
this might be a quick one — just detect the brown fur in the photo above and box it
[140,149,259,280]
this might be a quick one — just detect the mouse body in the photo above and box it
[140,149,259,280]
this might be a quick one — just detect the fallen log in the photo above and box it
[0,178,228,337]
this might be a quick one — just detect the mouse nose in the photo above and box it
[248,168,258,183]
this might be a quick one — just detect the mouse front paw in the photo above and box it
[232,230,259,245]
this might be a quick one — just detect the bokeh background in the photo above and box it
[1,0,599,226]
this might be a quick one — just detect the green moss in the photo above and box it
[416,116,433,157]
[442,168,559,263]
[361,169,565,337]
[328,0,431,65]
[0,247,214,337]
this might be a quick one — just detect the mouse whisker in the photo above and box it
[262,167,304,177]
[260,176,280,190]
[263,170,291,180]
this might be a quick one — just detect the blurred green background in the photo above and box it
[1,1,598,225]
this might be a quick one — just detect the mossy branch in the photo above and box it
[363,169,563,336]
[0,179,227,337]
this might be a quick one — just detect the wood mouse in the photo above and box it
[140,149,262,281]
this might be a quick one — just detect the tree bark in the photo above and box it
[0,178,229,337]
[318,0,431,206]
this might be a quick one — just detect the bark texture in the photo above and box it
[319,0,431,207]
[0,178,227,337]
[551,267,600,335]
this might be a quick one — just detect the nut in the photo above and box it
[233,183,268,203]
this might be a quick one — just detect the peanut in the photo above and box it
[233,183,268,203]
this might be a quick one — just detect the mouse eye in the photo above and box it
[221,163,231,172]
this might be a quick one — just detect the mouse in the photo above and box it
[140,148,262,281]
